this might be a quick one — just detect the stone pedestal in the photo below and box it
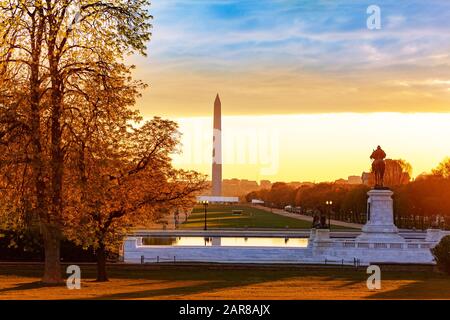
[356,189,404,242]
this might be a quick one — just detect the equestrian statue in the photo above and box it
[370,145,387,189]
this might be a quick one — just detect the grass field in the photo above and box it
[181,205,348,229]
[0,263,449,300]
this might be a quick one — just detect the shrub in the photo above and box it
[432,235,450,275]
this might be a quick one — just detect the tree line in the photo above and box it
[246,159,450,228]
[0,1,206,283]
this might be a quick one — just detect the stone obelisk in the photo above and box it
[212,94,222,196]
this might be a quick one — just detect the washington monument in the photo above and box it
[212,94,222,196]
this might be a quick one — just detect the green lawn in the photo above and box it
[181,204,348,229]
[0,263,449,299]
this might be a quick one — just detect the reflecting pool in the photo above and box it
[142,236,308,248]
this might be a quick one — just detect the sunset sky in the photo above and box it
[130,0,450,182]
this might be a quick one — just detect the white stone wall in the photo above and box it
[123,230,447,266]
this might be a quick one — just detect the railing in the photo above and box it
[139,255,361,268]
[141,255,177,264]
[326,240,435,250]
[324,257,361,268]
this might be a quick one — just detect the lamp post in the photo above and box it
[326,200,333,229]
[202,200,209,231]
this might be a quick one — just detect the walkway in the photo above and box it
[253,205,363,229]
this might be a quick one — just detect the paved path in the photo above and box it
[253,205,363,229]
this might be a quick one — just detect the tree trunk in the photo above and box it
[42,224,62,284]
[45,26,65,285]
[28,8,59,284]
[96,244,109,282]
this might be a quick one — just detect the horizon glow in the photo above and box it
[132,1,450,182]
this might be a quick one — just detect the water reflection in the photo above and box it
[142,236,308,248]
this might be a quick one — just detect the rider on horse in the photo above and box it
[371,146,386,162]
[371,146,386,188]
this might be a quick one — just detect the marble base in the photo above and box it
[355,231,404,242]
[356,189,404,242]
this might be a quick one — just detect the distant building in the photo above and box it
[348,175,362,185]
[334,178,348,184]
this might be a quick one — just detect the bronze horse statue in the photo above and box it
[371,146,386,188]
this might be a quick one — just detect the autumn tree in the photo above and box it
[64,113,206,281]
[394,175,450,228]
[0,0,50,279]
[0,0,152,283]
[295,183,349,217]
[365,159,412,188]
[266,182,296,208]
[433,158,450,179]
[383,159,412,187]
[340,185,370,223]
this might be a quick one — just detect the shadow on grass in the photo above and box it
[367,276,450,299]
[91,280,239,300]
[2,264,450,299]
[320,270,450,299]
[0,281,64,294]
[0,264,301,299]
[86,266,450,300]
